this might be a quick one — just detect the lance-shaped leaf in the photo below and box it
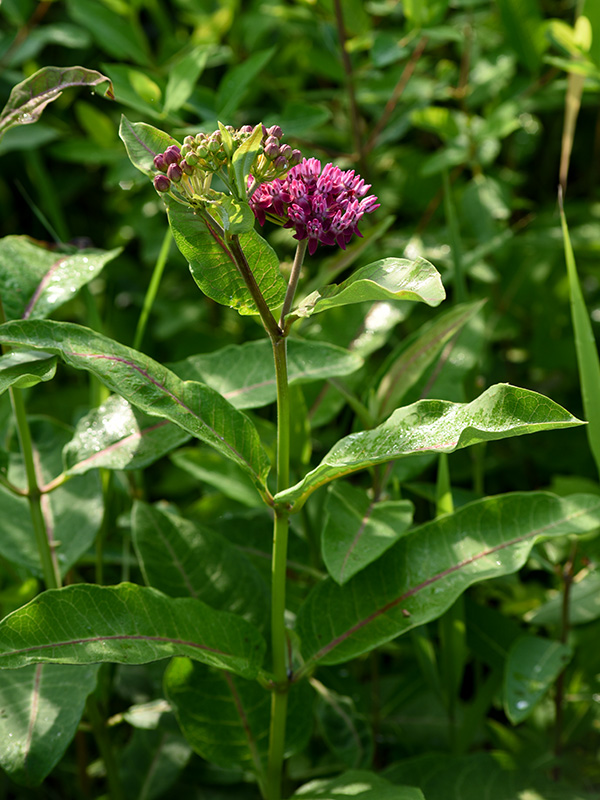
[171,447,261,507]
[63,394,190,476]
[164,659,313,776]
[0,66,113,140]
[322,482,414,585]
[119,116,180,176]
[275,385,583,510]
[504,636,573,724]
[292,771,425,799]
[170,339,363,410]
[132,502,268,630]
[525,571,600,626]
[0,583,265,679]
[291,257,445,321]
[313,681,373,769]
[375,300,485,419]
[296,493,600,667]
[232,123,264,197]
[0,236,121,321]
[0,351,57,394]
[0,664,99,786]
[0,320,271,498]
[167,203,286,316]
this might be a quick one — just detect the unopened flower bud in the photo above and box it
[208,139,221,153]
[264,137,280,158]
[195,133,205,146]
[153,153,167,172]
[183,135,195,148]
[274,155,288,171]
[267,125,283,139]
[290,149,302,166]
[180,159,193,175]
[240,124,254,134]
[185,152,199,166]
[280,144,292,159]
[167,163,183,182]
[165,144,181,158]
[153,174,170,192]
[181,144,191,157]
[197,146,209,159]
[164,148,180,166]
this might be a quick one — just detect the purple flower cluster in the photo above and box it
[249,157,379,255]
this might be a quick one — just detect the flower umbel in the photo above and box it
[249,157,379,255]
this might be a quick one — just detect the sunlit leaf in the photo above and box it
[0,583,265,679]
[296,493,600,667]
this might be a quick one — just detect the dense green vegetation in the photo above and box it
[1,0,600,798]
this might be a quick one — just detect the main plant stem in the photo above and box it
[266,335,291,800]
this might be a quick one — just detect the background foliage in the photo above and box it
[1,0,600,797]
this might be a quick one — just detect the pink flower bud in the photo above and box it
[153,174,170,192]
[153,153,167,172]
[267,125,283,139]
[167,163,183,182]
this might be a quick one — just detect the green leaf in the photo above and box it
[313,682,373,769]
[0,350,57,394]
[0,65,113,140]
[167,202,286,316]
[0,418,103,578]
[504,636,572,724]
[232,123,263,198]
[0,320,271,499]
[170,339,363,410]
[494,0,546,72]
[276,385,583,510]
[560,196,600,480]
[216,47,276,118]
[0,664,99,786]
[63,394,190,476]
[120,715,191,800]
[296,493,600,667]
[132,502,269,630]
[375,300,485,420]
[66,0,150,65]
[119,116,180,177]
[292,770,424,799]
[526,571,600,626]
[322,482,414,585]
[0,583,265,679]
[0,236,121,321]
[163,46,211,115]
[171,448,261,507]
[164,659,313,775]
[291,258,445,321]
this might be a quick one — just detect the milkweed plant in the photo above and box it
[0,67,598,800]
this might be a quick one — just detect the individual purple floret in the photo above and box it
[249,157,379,255]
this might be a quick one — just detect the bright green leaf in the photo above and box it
[0,320,271,499]
[168,202,286,316]
[0,350,57,394]
[526,571,600,626]
[291,258,445,322]
[0,236,121,321]
[216,48,276,118]
[0,583,265,679]
[276,385,583,510]
[164,45,211,115]
[63,394,191,476]
[119,116,180,177]
[170,447,261,507]
[296,493,600,667]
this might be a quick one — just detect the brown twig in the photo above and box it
[364,36,428,156]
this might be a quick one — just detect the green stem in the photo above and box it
[266,335,291,800]
[86,695,125,800]
[280,239,308,328]
[10,387,60,590]
[133,227,172,351]
[229,234,281,340]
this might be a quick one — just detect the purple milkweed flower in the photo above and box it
[249,157,379,255]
